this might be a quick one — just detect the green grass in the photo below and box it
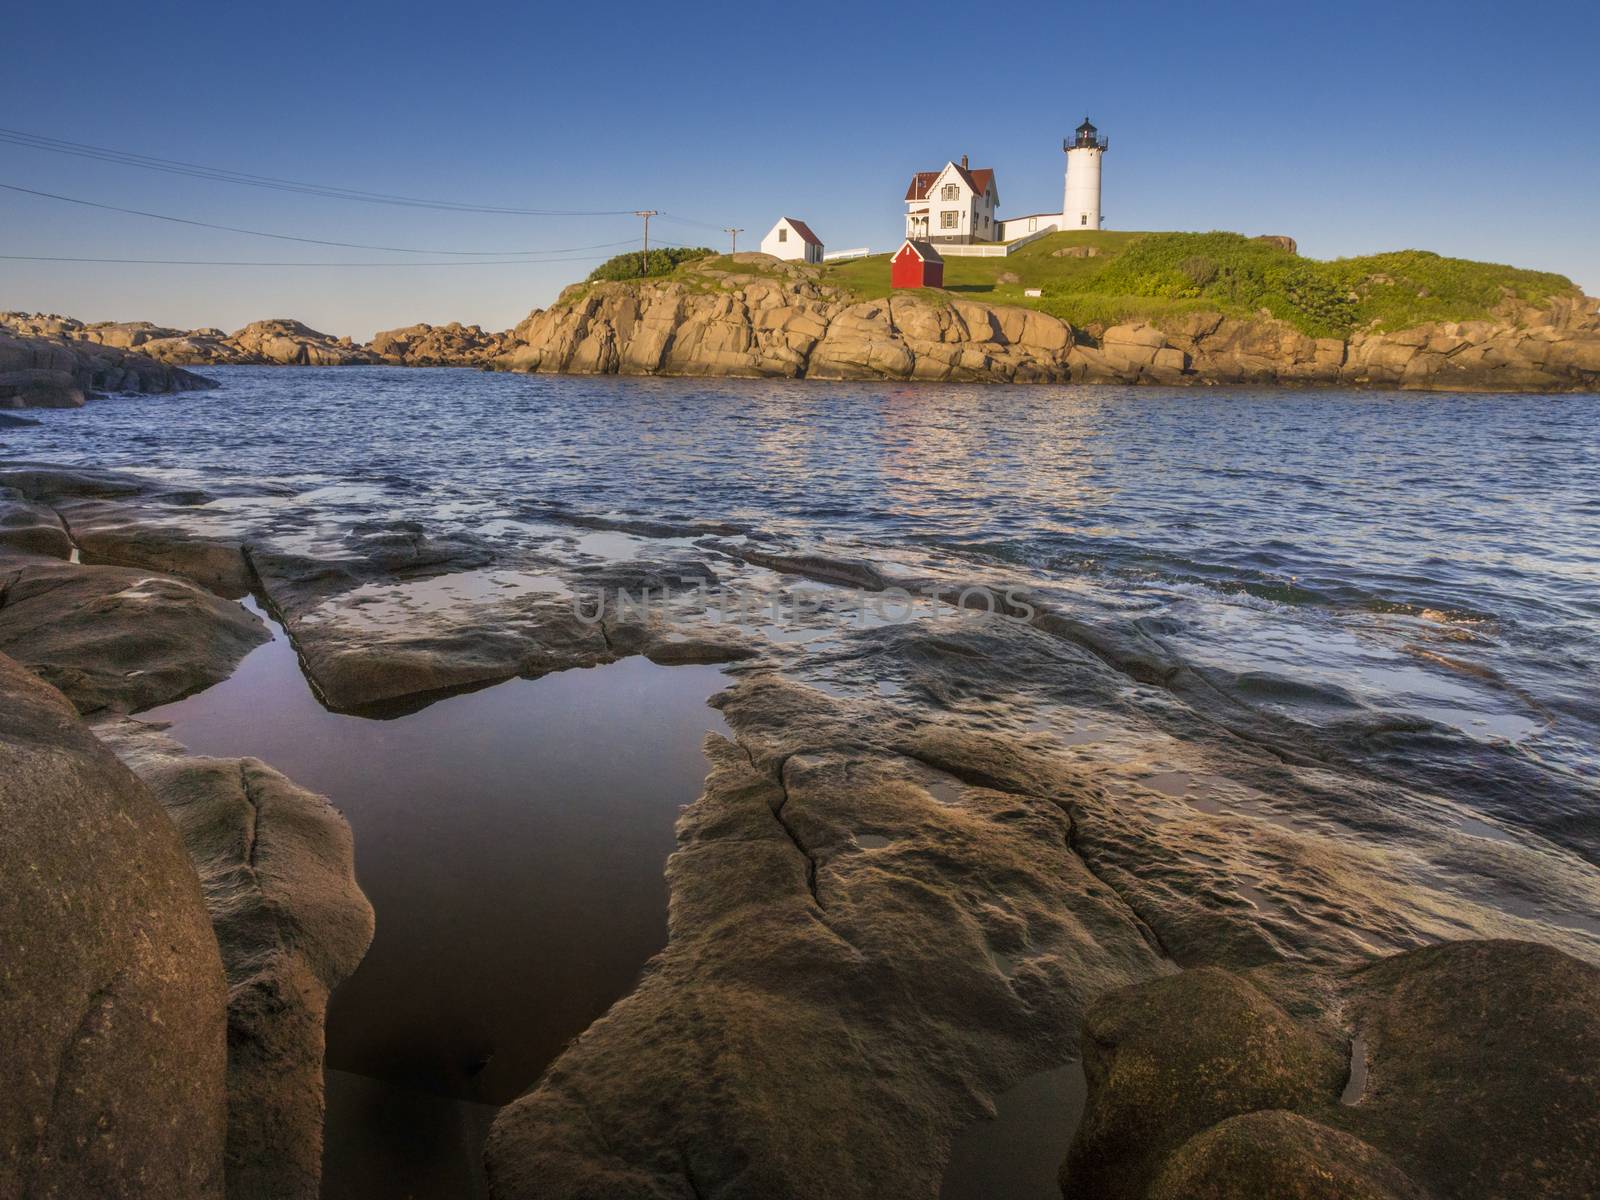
[815,230,1576,337]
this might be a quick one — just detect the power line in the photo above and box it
[0,181,643,256]
[657,213,732,232]
[0,253,618,267]
[0,126,643,217]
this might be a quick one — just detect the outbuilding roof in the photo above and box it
[896,239,944,262]
[779,217,822,246]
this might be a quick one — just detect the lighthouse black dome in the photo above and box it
[1068,117,1109,152]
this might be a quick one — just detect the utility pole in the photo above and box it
[634,210,659,275]
[724,227,744,254]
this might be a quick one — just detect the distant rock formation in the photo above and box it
[367,321,506,365]
[0,319,215,407]
[2,312,510,371]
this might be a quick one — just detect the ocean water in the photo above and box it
[13,366,1598,816]
[9,366,1600,1195]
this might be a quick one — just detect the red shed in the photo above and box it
[891,239,944,289]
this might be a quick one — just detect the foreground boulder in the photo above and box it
[0,557,268,713]
[0,654,228,1197]
[486,675,1166,1199]
[1062,939,1600,1200]
[101,722,375,1200]
[0,488,72,558]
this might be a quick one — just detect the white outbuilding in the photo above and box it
[760,217,824,264]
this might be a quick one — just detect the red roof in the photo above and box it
[904,163,997,201]
[904,171,942,201]
[780,217,822,246]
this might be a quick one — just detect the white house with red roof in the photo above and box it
[760,217,824,264]
[904,155,998,245]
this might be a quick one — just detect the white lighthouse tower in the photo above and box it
[1063,117,1109,230]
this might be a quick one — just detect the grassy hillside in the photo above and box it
[818,231,1575,337]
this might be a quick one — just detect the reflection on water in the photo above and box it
[19,370,1596,791]
[143,599,730,1198]
[940,1060,1087,1200]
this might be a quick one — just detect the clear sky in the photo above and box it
[3,0,1597,339]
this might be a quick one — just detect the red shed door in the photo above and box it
[891,246,923,289]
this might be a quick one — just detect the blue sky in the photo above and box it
[3,0,1597,338]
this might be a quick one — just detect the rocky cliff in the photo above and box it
[500,257,1600,392]
[10,254,1599,392]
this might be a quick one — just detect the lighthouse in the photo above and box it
[1063,117,1109,230]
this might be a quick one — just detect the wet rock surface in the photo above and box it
[97,720,375,1200]
[3,442,1598,1199]
[486,676,1167,1200]
[1064,939,1600,1200]
[0,653,228,1198]
[0,553,268,714]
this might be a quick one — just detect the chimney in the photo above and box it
[961,154,969,170]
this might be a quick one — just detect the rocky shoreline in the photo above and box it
[7,253,1600,394]
[2,321,215,409]
[4,454,1599,1198]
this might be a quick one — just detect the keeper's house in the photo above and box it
[903,155,998,245]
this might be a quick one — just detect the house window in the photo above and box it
[778,227,788,242]
[1080,214,1088,226]
[940,211,959,230]
[941,183,959,200]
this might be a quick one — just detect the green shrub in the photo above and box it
[588,246,714,282]
[1178,255,1219,288]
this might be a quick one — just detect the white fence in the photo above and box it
[823,247,872,262]
[936,227,1056,258]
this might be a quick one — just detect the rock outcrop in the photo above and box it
[2,311,506,370]
[1062,939,1600,1200]
[0,512,268,713]
[223,319,378,366]
[0,653,229,1198]
[368,321,507,365]
[11,261,1598,390]
[497,264,1600,392]
[99,722,375,1200]
[486,674,1168,1200]
[0,322,214,405]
